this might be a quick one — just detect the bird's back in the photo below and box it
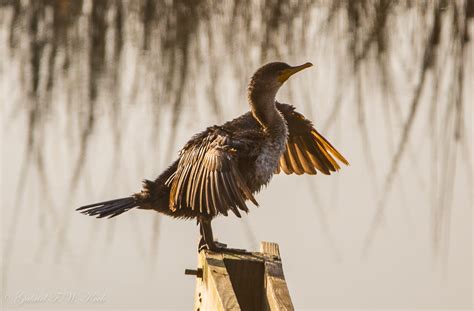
[178,111,286,194]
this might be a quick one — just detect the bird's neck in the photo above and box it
[248,89,283,133]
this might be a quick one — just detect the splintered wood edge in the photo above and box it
[260,241,281,258]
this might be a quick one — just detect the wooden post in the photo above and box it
[187,242,294,311]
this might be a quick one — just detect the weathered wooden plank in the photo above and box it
[261,242,294,311]
[194,251,240,311]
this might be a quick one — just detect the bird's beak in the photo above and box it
[278,62,313,83]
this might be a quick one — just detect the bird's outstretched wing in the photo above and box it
[276,102,349,175]
[166,129,258,218]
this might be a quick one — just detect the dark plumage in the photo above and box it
[77,62,348,251]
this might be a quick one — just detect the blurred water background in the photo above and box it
[1,0,472,309]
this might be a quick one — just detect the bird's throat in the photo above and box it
[248,89,282,130]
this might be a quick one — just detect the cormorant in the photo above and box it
[77,62,348,251]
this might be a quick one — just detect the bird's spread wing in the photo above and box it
[276,102,349,175]
[166,130,258,217]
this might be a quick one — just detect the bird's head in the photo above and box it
[248,61,313,98]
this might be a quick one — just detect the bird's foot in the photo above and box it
[198,239,247,254]
[214,241,228,249]
[198,238,247,253]
[198,238,226,252]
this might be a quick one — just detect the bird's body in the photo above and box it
[182,109,287,195]
[77,62,348,251]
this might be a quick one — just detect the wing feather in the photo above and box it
[232,165,258,206]
[227,173,249,213]
[276,102,349,175]
[168,131,257,217]
[312,131,349,165]
[219,171,241,217]
[210,172,227,216]
[293,139,316,174]
[286,142,305,175]
[281,151,293,174]
[203,166,212,214]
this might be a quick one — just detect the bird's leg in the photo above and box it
[198,218,246,254]
[198,218,223,251]
[198,222,210,251]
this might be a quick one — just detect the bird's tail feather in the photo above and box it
[76,197,138,219]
